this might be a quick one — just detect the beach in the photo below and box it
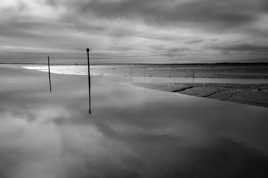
[0,65,268,178]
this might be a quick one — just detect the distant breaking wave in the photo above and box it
[22,65,104,76]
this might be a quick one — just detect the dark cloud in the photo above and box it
[149,44,190,58]
[264,1,268,11]
[212,43,268,52]
[186,39,204,44]
[45,0,58,6]
[64,0,265,31]
[164,48,190,58]
[0,19,78,50]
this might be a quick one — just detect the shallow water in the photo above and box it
[0,66,268,178]
[22,65,268,84]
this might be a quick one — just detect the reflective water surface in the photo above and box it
[0,66,268,178]
[22,65,268,84]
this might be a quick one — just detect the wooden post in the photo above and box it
[48,56,52,93]
[86,48,92,114]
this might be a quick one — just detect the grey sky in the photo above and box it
[0,0,267,63]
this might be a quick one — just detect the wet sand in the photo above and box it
[0,67,268,178]
[135,83,268,108]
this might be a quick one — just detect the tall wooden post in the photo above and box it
[48,56,52,93]
[86,48,92,114]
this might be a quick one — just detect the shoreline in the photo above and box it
[3,63,268,107]
[1,62,268,66]
[9,63,268,108]
[135,82,268,108]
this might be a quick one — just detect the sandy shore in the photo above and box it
[135,82,268,108]
[0,67,268,178]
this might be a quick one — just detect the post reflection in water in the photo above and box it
[0,66,267,178]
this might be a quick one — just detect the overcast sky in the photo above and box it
[0,0,268,63]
